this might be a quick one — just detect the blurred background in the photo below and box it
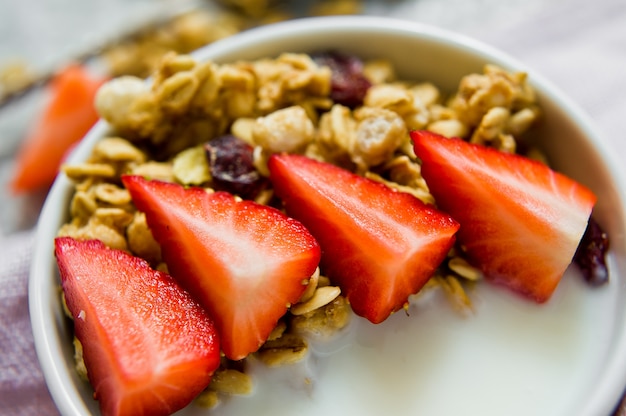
[0,0,618,234]
[2,0,624,235]
[1,0,625,414]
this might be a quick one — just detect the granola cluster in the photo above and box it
[59,51,541,407]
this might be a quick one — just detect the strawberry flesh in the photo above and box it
[121,175,321,360]
[268,153,459,324]
[11,64,105,193]
[411,130,597,302]
[55,237,220,416]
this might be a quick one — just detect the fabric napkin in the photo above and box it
[0,230,59,415]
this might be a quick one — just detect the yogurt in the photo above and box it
[200,264,615,416]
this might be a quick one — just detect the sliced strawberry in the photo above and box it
[267,153,459,324]
[11,64,106,193]
[121,175,321,360]
[411,130,597,302]
[54,237,220,416]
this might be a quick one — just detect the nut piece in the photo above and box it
[126,212,162,265]
[439,274,474,313]
[298,267,320,304]
[69,190,97,221]
[364,84,414,116]
[58,218,128,252]
[411,82,440,107]
[256,333,308,367]
[365,171,434,205]
[351,106,407,168]
[363,59,395,84]
[316,104,356,162]
[73,338,88,381]
[93,137,146,163]
[172,145,211,185]
[427,119,468,139]
[508,107,540,136]
[448,257,482,281]
[266,320,287,341]
[252,105,315,153]
[95,76,150,129]
[208,369,253,395]
[230,117,256,145]
[291,286,341,316]
[93,183,131,206]
[195,390,219,409]
[291,295,351,338]
[62,163,116,181]
[130,162,174,183]
[93,208,134,230]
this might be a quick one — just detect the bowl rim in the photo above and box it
[28,14,626,416]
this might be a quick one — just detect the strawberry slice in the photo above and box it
[267,154,459,324]
[411,130,597,302]
[54,237,220,416]
[11,64,106,193]
[121,175,321,360]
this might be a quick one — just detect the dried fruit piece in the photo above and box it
[204,134,267,199]
[574,217,610,286]
[311,51,372,108]
[55,237,220,416]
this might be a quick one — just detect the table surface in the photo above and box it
[1,0,626,415]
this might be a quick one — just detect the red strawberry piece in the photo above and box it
[11,64,106,193]
[121,175,321,360]
[411,130,597,303]
[54,237,220,416]
[267,153,459,324]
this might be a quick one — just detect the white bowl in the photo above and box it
[29,15,626,416]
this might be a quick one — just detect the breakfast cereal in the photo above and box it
[58,50,543,408]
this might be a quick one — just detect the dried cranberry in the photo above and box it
[574,217,610,286]
[204,135,266,200]
[311,51,372,108]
